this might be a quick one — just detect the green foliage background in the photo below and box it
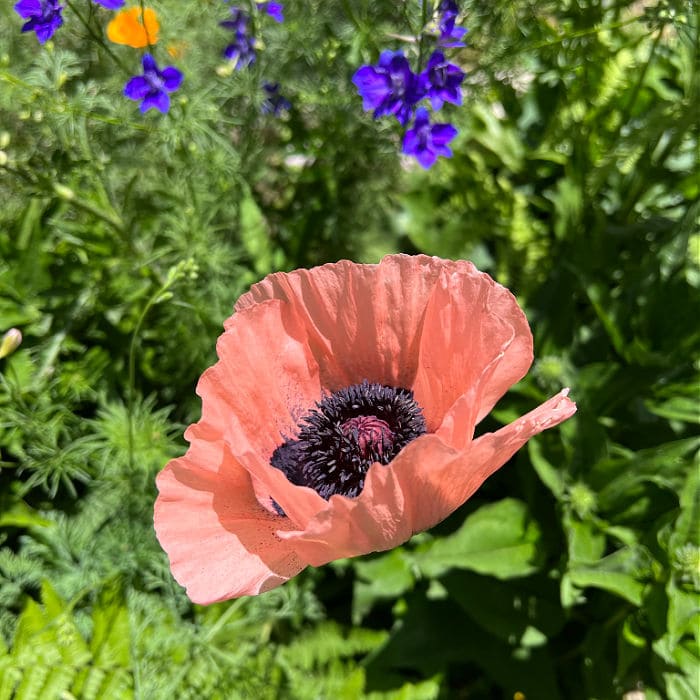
[0,0,698,698]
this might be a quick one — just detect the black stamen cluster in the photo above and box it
[270,381,427,501]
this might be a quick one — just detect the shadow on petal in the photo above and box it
[155,437,307,603]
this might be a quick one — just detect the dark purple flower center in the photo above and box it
[270,381,426,503]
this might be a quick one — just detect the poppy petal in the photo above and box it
[234,255,477,392]
[197,299,327,527]
[277,434,457,565]
[278,390,575,564]
[154,436,307,603]
[413,265,533,434]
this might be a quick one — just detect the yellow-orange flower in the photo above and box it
[107,7,159,48]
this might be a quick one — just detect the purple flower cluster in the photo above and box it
[220,2,290,116]
[262,82,291,115]
[220,2,284,69]
[352,1,466,169]
[14,0,64,44]
[220,7,257,69]
[14,0,124,43]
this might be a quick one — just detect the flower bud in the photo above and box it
[0,328,22,359]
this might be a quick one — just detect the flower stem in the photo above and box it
[65,0,132,75]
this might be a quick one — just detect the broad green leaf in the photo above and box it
[595,437,700,513]
[564,516,606,565]
[669,461,700,552]
[353,549,415,624]
[414,499,542,579]
[441,571,565,648]
[567,546,653,606]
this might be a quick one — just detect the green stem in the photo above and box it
[619,28,663,127]
[127,295,157,474]
[529,16,640,50]
[65,0,132,75]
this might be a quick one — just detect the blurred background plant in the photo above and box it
[0,0,698,698]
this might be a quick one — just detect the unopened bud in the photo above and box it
[53,183,75,201]
[0,328,22,359]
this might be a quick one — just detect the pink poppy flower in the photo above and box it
[154,255,576,604]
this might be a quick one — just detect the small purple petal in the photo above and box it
[352,67,391,111]
[141,91,170,114]
[14,0,41,18]
[124,76,151,100]
[257,1,283,22]
[161,67,184,91]
[142,53,158,74]
[92,0,124,8]
[430,123,459,145]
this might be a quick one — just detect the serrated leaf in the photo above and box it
[414,499,542,579]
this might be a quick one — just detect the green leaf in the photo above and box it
[567,546,653,606]
[239,185,274,275]
[646,396,700,425]
[90,586,131,669]
[441,571,565,648]
[670,461,700,551]
[528,439,566,499]
[414,499,542,579]
[564,516,607,565]
[353,549,415,624]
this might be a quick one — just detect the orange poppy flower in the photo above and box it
[154,255,577,604]
[106,6,159,48]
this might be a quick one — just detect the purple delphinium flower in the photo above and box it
[220,6,248,34]
[402,107,458,169]
[92,0,124,9]
[352,50,424,126]
[438,0,459,18]
[14,0,64,44]
[124,54,183,114]
[438,15,467,47]
[437,0,467,47]
[420,51,464,110]
[223,33,256,67]
[262,82,291,115]
[256,1,283,22]
[220,7,256,68]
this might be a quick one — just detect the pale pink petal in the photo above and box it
[413,266,533,434]
[278,390,576,565]
[234,255,475,391]
[195,299,327,527]
[154,437,307,603]
[410,388,577,533]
